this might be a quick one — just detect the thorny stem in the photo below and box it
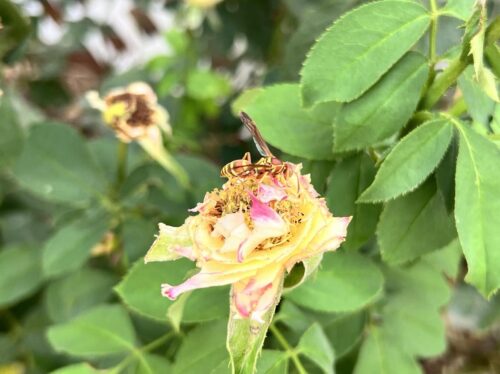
[421,14,499,110]
[421,56,470,110]
[269,324,307,374]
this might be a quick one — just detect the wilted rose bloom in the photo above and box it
[87,82,170,143]
[145,155,351,321]
[87,82,188,186]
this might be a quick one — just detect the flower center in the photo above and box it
[107,93,154,127]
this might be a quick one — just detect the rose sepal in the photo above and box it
[227,277,284,374]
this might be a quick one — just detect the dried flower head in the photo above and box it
[88,82,170,143]
[87,82,188,186]
[145,113,351,322]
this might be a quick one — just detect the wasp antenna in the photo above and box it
[240,112,274,157]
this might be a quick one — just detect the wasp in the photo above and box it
[221,112,289,179]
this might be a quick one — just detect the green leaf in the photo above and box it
[244,84,340,160]
[441,0,475,20]
[454,121,500,297]
[47,305,136,357]
[318,311,366,358]
[51,363,98,374]
[468,2,499,102]
[380,253,456,357]
[42,211,109,278]
[45,267,117,323]
[333,52,428,151]
[425,238,462,278]
[283,0,361,78]
[286,251,383,313]
[172,321,229,374]
[256,350,288,374]
[353,328,420,374]
[435,140,458,212]
[326,154,381,250]
[0,246,43,307]
[0,94,24,169]
[300,1,430,106]
[377,180,456,265]
[297,323,334,374]
[355,248,458,373]
[87,137,143,183]
[134,353,172,374]
[275,300,313,334]
[359,119,454,202]
[231,88,264,117]
[228,280,283,374]
[183,287,229,323]
[177,154,222,202]
[13,122,106,205]
[186,70,231,100]
[116,258,193,322]
[122,217,159,263]
[458,66,496,127]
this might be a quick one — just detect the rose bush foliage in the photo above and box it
[0,0,500,373]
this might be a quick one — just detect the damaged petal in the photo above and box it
[145,223,194,263]
[257,183,287,203]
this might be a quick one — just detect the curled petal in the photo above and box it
[86,91,106,111]
[237,195,288,261]
[213,212,246,238]
[232,264,283,321]
[145,223,194,263]
[212,212,251,254]
[127,82,157,101]
[249,193,282,224]
[162,265,257,300]
[258,184,287,203]
[285,215,352,270]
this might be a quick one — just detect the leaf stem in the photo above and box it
[115,141,128,192]
[446,96,467,117]
[421,56,470,110]
[269,324,307,374]
[109,332,175,374]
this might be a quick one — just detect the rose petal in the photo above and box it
[285,215,352,269]
[212,212,245,238]
[258,184,287,203]
[232,263,283,321]
[237,195,288,261]
[145,223,194,263]
[161,266,257,300]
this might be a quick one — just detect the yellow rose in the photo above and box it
[145,153,351,321]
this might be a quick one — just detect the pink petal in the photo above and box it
[232,264,283,321]
[237,195,288,261]
[249,193,284,226]
[258,184,287,203]
[188,193,210,213]
[161,266,256,300]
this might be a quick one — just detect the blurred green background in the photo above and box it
[1,0,500,373]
